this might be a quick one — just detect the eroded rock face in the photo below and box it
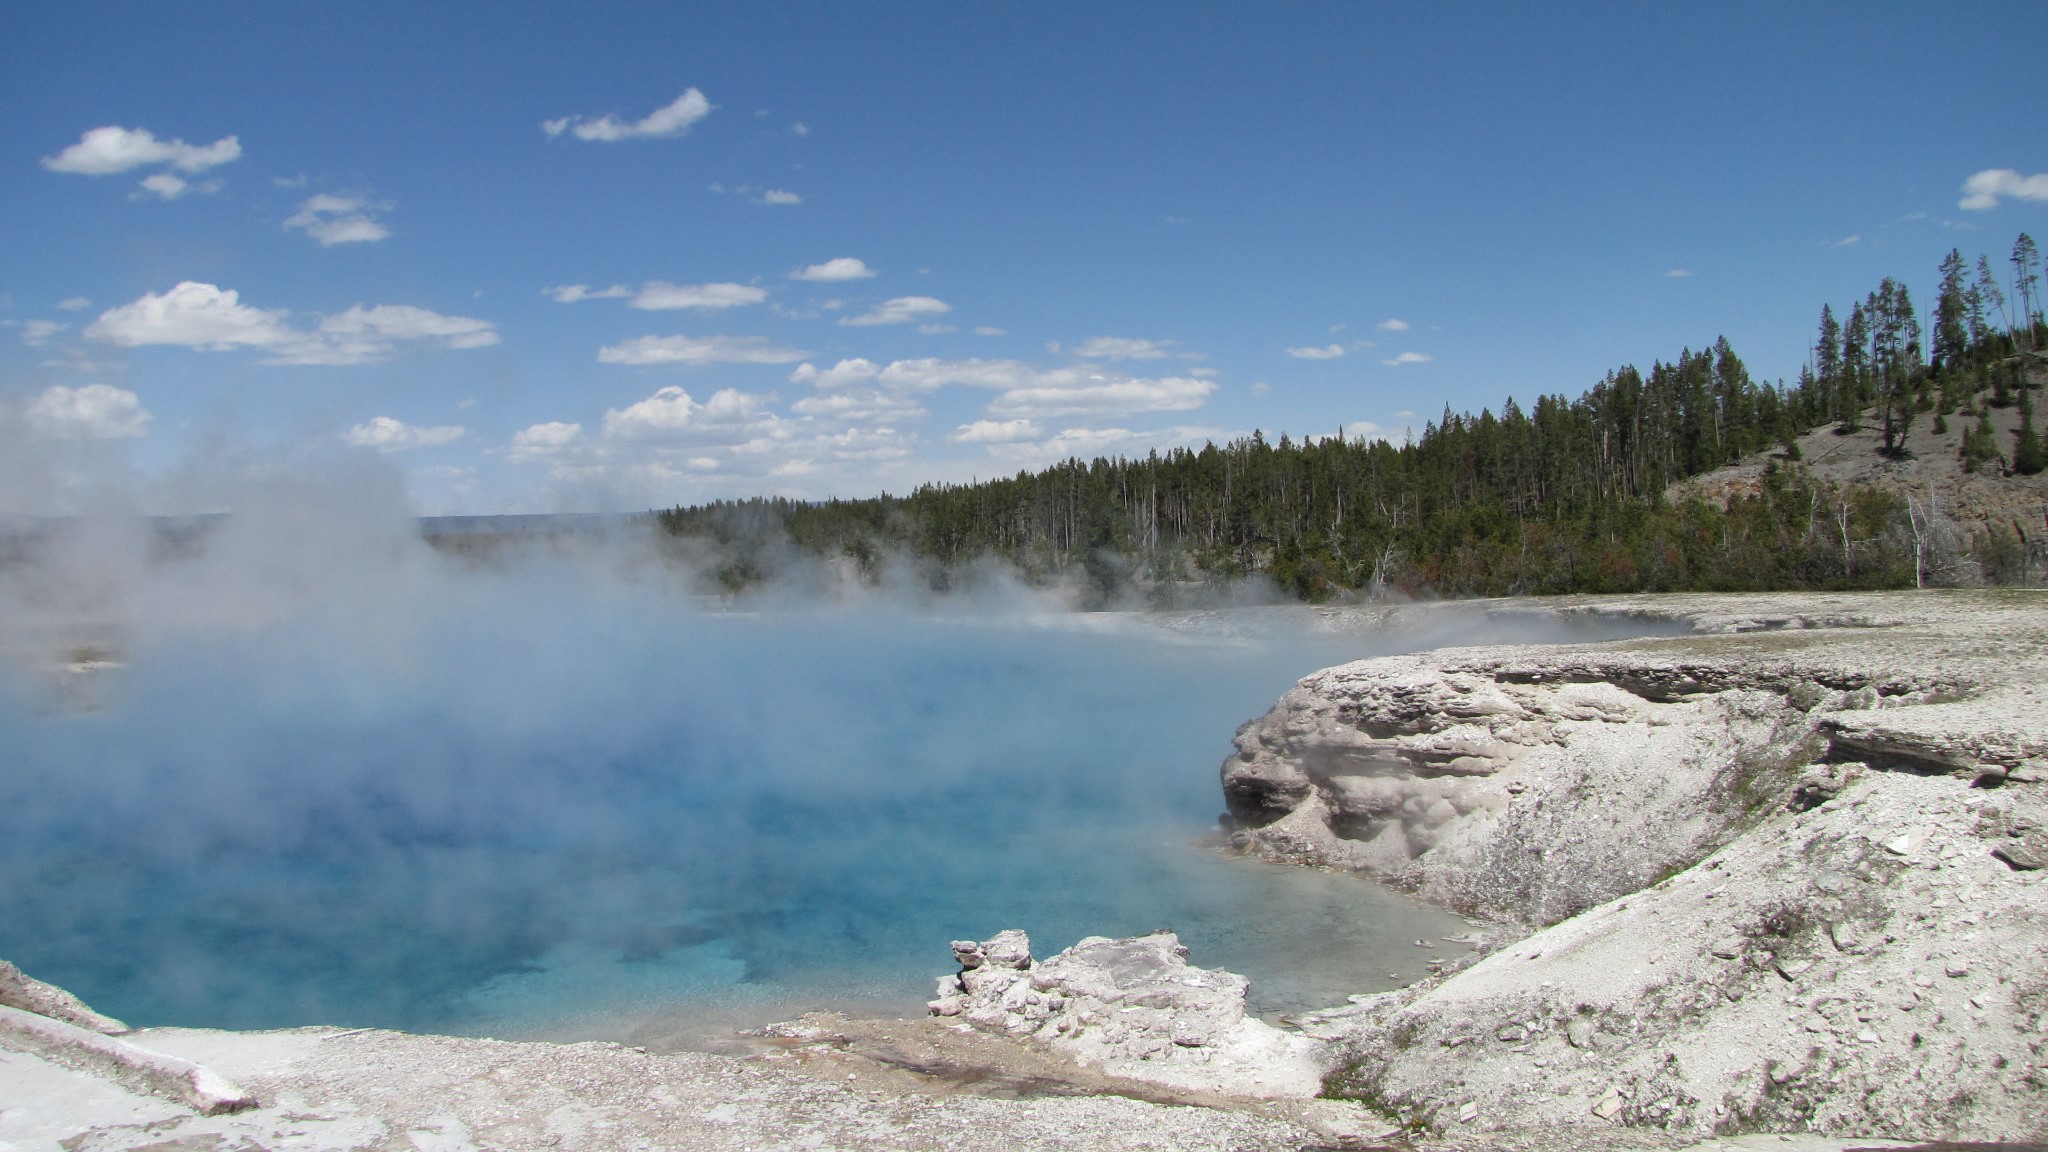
[1222,656,1819,926]
[929,929,1327,1098]
[1223,591,2048,1142]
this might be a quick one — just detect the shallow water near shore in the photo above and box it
[0,585,1668,1045]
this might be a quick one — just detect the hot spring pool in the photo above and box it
[0,588,1661,1045]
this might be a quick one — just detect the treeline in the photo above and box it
[660,236,2048,603]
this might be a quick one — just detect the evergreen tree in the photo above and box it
[1977,255,2012,336]
[1933,249,1970,370]
[1962,405,2001,473]
[1839,303,1869,431]
[1867,278,1919,454]
[2013,234,2043,348]
[2015,385,2047,476]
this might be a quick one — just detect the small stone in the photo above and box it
[1710,937,1745,959]
[1945,961,1972,978]
[1776,958,1814,981]
[1457,1101,1478,1123]
[1591,1091,1624,1119]
[1767,1060,1802,1084]
[1993,834,2048,871]
[1856,1029,1878,1043]
[1496,1023,1529,1043]
[1883,829,1926,856]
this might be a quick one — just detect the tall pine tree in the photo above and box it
[1933,249,1970,370]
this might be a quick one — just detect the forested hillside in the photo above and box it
[661,237,2048,603]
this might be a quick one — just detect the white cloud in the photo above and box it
[85,282,497,365]
[138,172,193,199]
[1250,381,1271,396]
[603,386,778,440]
[1382,351,1431,365]
[56,297,92,311]
[840,296,950,327]
[1286,343,1345,360]
[952,419,1040,443]
[1959,168,2048,211]
[514,422,584,451]
[1665,268,1693,278]
[1072,336,1174,361]
[25,384,150,440]
[987,373,1215,418]
[1830,235,1861,249]
[544,88,712,142]
[790,388,927,423]
[630,282,767,311]
[917,323,956,335]
[790,355,1214,418]
[87,282,295,350]
[323,305,498,345]
[284,194,391,246]
[546,284,632,303]
[343,416,466,452]
[1378,319,1410,332]
[973,326,1006,336]
[42,125,241,175]
[756,189,802,205]
[597,334,806,366]
[790,258,876,282]
[19,320,65,347]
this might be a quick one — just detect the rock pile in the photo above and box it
[930,929,1328,1098]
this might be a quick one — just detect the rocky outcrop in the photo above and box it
[1221,590,2048,1141]
[0,958,129,1034]
[928,929,1327,1098]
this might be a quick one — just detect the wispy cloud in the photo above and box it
[1072,336,1175,361]
[56,297,92,312]
[790,355,1217,419]
[756,189,802,206]
[630,282,767,311]
[597,334,806,366]
[951,419,1042,443]
[840,296,950,327]
[1959,168,2048,211]
[284,194,391,246]
[19,320,65,347]
[1378,318,1410,332]
[1286,343,1345,360]
[973,326,1006,337]
[546,284,632,303]
[1382,351,1431,366]
[1664,268,1693,278]
[343,416,466,452]
[790,258,875,282]
[543,88,712,142]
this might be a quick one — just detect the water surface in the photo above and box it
[0,587,1659,1041]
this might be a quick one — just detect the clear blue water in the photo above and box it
[0,576,1658,1044]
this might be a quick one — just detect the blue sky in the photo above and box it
[4,2,2046,514]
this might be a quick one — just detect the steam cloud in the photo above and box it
[0,420,1667,1038]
